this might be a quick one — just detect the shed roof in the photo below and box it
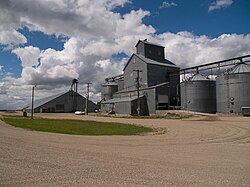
[114,81,169,94]
[123,53,178,71]
[26,90,81,110]
[102,96,144,104]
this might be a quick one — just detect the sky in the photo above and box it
[0,0,250,110]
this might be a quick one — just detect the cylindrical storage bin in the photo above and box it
[216,63,250,113]
[101,82,118,101]
[181,74,216,113]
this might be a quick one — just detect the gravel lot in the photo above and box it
[0,112,250,186]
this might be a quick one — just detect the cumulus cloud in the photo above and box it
[208,0,233,12]
[12,46,41,68]
[0,29,27,46]
[0,0,249,110]
[0,1,27,47]
[154,32,250,68]
[0,0,140,41]
[160,1,177,9]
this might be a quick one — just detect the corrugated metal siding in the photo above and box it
[117,79,124,91]
[123,55,147,91]
[181,81,217,113]
[102,84,118,100]
[115,102,132,114]
[113,88,156,114]
[144,44,164,61]
[216,73,250,113]
[147,64,179,87]
[32,91,98,113]
[136,42,145,56]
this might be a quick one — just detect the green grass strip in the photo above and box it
[2,117,153,136]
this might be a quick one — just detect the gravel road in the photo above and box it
[0,112,250,186]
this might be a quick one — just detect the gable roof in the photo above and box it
[26,90,83,110]
[123,53,178,71]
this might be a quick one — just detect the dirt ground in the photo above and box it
[0,112,250,186]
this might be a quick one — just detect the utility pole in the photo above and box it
[31,84,37,119]
[85,83,92,115]
[133,70,142,116]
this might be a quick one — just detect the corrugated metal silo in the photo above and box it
[181,73,216,113]
[216,63,250,113]
[102,82,118,101]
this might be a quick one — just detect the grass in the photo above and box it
[2,116,153,136]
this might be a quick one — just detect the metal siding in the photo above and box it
[147,64,169,86]
[101,103,110,113]
[181,82,187,109]
[216,73,250,113]
[102,84,118,100]
[142,88,155,114]
[158,95,168,103]
[111,88,156,114]
[136,42,145,56]
[117,79,124,91]
[170,71,180,106]
[180,81,217,113]
[144,44,164,61]
[36,91,98,113]
[131,96,149,116]
[124,55,147,91]
[115,102,132,114]
[147,64,180,105]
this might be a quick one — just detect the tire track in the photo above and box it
[201,123,250,144]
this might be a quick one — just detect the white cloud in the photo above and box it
[208,0,233,12]
[0,0,137,41]
[160,1,177,9]
[0,1,27,47]
[0,65,3,71]
[12,46,41,68]
[0,29,27,46]
[155,32,250,68]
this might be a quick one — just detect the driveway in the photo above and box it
[0,113,249,186]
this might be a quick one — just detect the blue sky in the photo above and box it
[116,0,250,36]
[0,0,249,80]
[0,28,65,79]
[0,0,250,109]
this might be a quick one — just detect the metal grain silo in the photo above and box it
[181,73,216,113]
[216,63,250,113]
[102,82,118,101]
